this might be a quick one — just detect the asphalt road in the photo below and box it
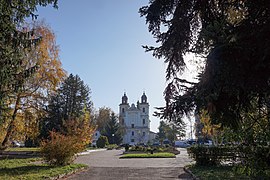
[62,148,194,180]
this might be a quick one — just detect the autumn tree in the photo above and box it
[197,110,221,145]
[1,21,65,147]
[40,110,96,166]
[93,108,123,144]
[93,107,112,132]
[63,109,96,148]
[0,0,58,126]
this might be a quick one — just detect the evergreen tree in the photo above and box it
[40,74,93,138]
[141,1,270,172]
[0,0,58,124]
[1,22,66,147]
[157,121,167,142]
[102,113,122,145]
[60,74,92,120]
[140,0,270,129]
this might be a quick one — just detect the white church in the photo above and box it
[119,92,156,145]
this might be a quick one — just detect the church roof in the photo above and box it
[129,103,138,110]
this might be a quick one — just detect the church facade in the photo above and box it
[119,92,155,145]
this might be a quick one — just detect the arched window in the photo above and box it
[122,108,125,113]
[132,131,134,136]
[143,119,145,125]
[143,108,145,113]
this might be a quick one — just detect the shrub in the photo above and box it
[25,138,39,147]
[165,146,180,155]
[40,131,83,166]
[129,146,147,152]
[236,145,270,177]
[106,144,117,150]
[96,136,109,148]
[125,144,129,151]
[187,145,236,166]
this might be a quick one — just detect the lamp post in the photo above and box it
[112,134,115,144]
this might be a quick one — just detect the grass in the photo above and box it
[0,158,87,180]
[188,165,251,180]
[120,152,176,159]
[5,147,40,152]
[86,147,96,150]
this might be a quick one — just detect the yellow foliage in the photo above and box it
[1,21,66,146]
[40,110,96,165]
[199,110,221,140]
[63,110,96,148]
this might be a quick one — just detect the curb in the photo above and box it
[183,166,200,180]
[49,166,88,180]
[78,148,107,155]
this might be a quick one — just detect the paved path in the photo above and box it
[63,148,194,180]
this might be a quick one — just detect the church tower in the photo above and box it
[139,92,150,128]
[119,93,129,125]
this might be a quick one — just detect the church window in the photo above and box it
[122,118,125,125]
[143,119,145,125]
[122,108,125,113]
[132,131,134,136]
[143,132,145,136]
[143,108,145,113]
[131,124,134,128]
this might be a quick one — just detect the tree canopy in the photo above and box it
[1,22,65,147]
[157,120,186,143]
[140,0,270,129]
[102,113,123,145]
[40,74,93,138]
[0,0,58,124]
[93,108,123,145]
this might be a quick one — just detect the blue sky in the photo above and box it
[36,0,168,132]
[37,1,198,135]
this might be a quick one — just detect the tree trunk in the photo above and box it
[1,95,20,147]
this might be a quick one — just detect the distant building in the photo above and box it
[91,130,101,146]
[119,92,156,145]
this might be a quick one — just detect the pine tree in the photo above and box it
[140,0,270,129]
[0,0,58,125]
[102,113,122,145]
[40,74,93,138]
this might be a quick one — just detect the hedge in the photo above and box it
[187,145,270,169]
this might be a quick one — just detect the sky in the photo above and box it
[36,1,196,134]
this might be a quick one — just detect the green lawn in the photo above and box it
[188,165,253,180]
[120,152,176,159]
[5,147,40,152]
[0,158,87,180]
[86,147,101,150]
